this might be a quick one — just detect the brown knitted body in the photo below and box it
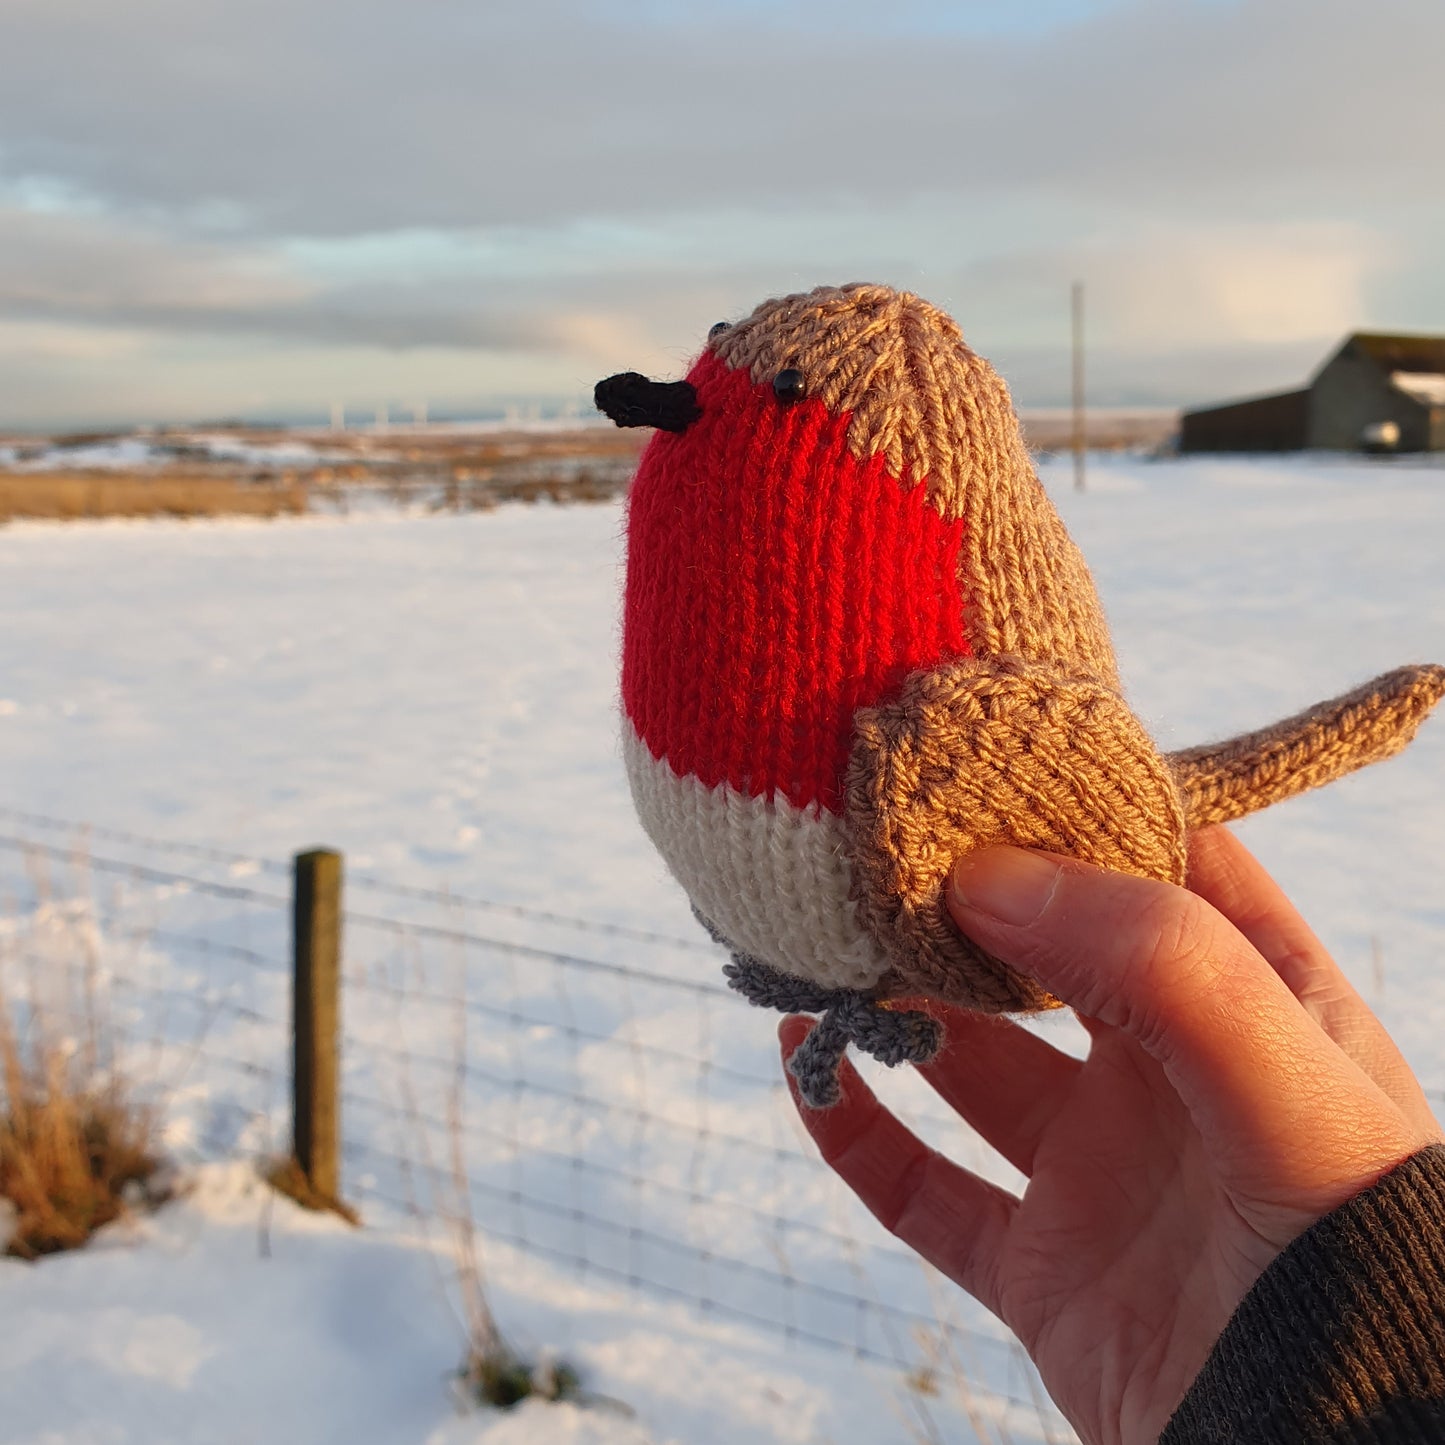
[602,282,1444,1102]
[717,286,1165,1008]
[718,288,1444,1010]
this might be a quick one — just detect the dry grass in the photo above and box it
[264,1155,359,1226]
[0,992,162,1260]
[374,968,594,1412]
[0,854,167,1261]
[3,424,648,522]
[0,472,307,523]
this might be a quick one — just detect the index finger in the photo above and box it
[1188,825,1440,1136]
[946,847,1430,1197]
[1186,825,1340,1007]
[779,1015,1016,1320]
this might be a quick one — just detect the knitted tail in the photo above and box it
[1169,664,1445,829]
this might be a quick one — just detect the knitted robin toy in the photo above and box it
[596,283,1445,1108]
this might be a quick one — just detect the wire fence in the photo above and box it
[0,805,1076,1444]
[10,804,1440,1443]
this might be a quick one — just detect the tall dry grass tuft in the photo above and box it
[0,854,166,1260]
[0,1004,161,1258]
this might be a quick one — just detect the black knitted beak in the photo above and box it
[594,372,700,434]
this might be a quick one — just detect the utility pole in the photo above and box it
[1071,280,1086,493]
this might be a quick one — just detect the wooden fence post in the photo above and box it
[293,848,342,1201]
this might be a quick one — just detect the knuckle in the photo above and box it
[1111,886,1225,1037]
[1137,888,1218,979]
[879,1146,937,1237]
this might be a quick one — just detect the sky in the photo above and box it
[2,0,1444,429]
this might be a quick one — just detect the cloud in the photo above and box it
[1,0,1442,235]
[0,210,306,314]
[1,0,1442,423]
[0,208,616,356]
[1105,227,1387,347]
[0,319,147,364]
[0,205,1408,419]
[944,220,1390,347]
[0,202,840,379]
[989,337,1334,410]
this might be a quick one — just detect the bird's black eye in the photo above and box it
[773,368,806,403]
[708,320,731,339]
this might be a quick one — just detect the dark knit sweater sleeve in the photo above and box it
[1162,1144,1445,1443]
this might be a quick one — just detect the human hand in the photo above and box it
[781,826,1444,1445]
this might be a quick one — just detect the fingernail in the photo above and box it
[950,847,1061,927]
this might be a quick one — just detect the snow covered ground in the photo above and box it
[0,417,620,473]
[0,432,349,471]
[0,452,1443,1444]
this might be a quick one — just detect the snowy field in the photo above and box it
[0,432,347,471]
[0,452,1443,1444]
[0,417,622,473]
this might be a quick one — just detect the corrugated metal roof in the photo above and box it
[1351,332,1445,373]
[1391,371,1445,407]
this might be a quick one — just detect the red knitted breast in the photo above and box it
[622,350,969,814]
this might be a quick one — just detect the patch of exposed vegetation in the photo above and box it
[0,1007,166,1260]
[263,1155,360,1226]
[0,473,306,523]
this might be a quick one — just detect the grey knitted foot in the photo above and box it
[833,992,944,1068]
[724,955,943,1108]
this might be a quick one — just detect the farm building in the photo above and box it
[1181,332,1445,454]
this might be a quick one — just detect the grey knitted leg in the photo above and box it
[721,955,837,1015]
[785,1009,852,1109]
[724,954,945,1107]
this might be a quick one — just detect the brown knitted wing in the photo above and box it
[844,656,1188,1013]
[1169,664,1445,829]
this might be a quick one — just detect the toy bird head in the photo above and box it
[598,283,1444,1106]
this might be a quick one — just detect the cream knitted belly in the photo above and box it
[622,723,889,991]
